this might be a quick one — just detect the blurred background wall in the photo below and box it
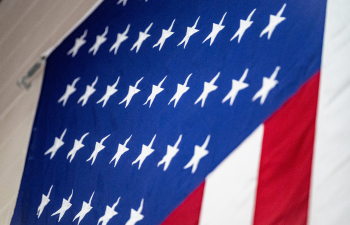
[0,0,97,223]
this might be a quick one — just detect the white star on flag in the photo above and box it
[89,27,108,55]
[222,68,249,105]
[37,185,53,218]
[110,135,132,167]
[98,197,121,225]
[184,135,210,173]
[119,77,143,107]
[168,73,192,107]
[44,129,67,159]
[231,9,256,43]
[77,76,98,106]
[153,19,175,50]
[73,192,94,225]
[67,132,89,163]
[260,4,286,39]
[110,24,130,55]
[51,190,73,222]
[130,23,153,53]
[195,72,220,107]
[177,17,200,49]
[252,66,280,104]
[132,135,156,169]
[97,77,120,107]
[117,0,127,7]
[144,76,167,107]
[203,12,226,46]
[87,134,111,165]
[125,199,144,225]
[67,30,87,57]
[58,77,80,106]
[158,135,182,171]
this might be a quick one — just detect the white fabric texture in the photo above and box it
[199,125,263,225]
[309,0,350,224]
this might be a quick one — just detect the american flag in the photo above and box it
[11,0,333,224]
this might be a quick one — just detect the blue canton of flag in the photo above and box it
[11,0,326,224]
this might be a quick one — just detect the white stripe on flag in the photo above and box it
[309,0,350,224]
[199,125,263,225]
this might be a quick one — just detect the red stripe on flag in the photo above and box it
[161,182,205,225]
[253,73,320,225]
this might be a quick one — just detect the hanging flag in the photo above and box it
[12,0,342,224]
